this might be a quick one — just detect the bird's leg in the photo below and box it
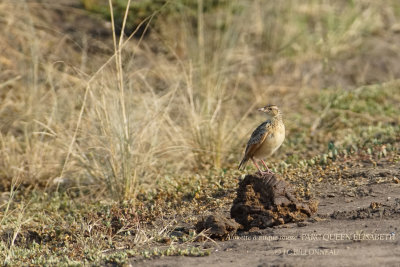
[251,158,267,175]
[261,159,274,174]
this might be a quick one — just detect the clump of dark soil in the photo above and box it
[230,173,318,230]
[195,214,240,241]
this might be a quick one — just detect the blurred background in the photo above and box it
[1,0,400,201]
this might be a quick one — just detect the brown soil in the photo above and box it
[195,214,240,241]
[132,162,400,266]
[230,174,318,230]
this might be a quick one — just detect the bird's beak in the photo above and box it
[258,107,265,112]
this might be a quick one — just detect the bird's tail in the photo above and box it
[238,157,248,170]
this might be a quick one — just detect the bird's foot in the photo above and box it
[260,160,274,174]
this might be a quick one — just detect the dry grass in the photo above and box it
[1,0,399,195]
[1,0,400,265]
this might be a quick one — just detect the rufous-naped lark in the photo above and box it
[238,105,285,174]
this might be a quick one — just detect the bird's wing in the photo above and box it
[243,120,271,158]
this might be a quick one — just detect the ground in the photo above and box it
[130,157,400,266]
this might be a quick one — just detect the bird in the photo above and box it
[238,104,285,175]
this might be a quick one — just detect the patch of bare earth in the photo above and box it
[132,160,400,266]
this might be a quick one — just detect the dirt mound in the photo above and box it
[230,173,318,230]
[195,214,240,241]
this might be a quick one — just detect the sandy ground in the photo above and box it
[131,171,400,266]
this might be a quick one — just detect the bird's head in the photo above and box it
[258,105,281,118]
